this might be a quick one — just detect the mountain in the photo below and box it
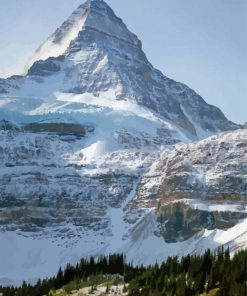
[0,0,239,138]
[0,0,245,286]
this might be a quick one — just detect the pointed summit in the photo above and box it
[76,0,113,17]
[3,0,239,137]
[26,0,141,69]
[76,0,141,48]
[85,0,112,10]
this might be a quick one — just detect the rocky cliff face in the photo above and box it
[0,0,245,286]
[157,201,246,243]
[157,130,247,201]
[0,123,246,285]
[133,129,247,212]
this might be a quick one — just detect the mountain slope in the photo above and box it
[136,128,247,205]
[0,0,245,286]
[0,128,246,286]
[0,0,239,138]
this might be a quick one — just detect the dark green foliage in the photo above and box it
[0,254,127,296]
[127,248,247,296]
[0,249,246,296]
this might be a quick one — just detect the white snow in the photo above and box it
[106,178,141,253]
[1,213,246,286]
[180,105,216,139]
[25,6,89,71]
[122,212,247,266]
[181,199,247,213]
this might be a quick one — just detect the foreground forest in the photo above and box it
[1,249,246,296]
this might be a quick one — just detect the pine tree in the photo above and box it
[55,267,64,289]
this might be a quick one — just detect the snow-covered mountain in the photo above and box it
[0,125,246,286]
[0,0,245,286]
[0,0,238,138]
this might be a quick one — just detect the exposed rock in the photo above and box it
[24,122,88,138]
[28,56,64,76]
[0,120,19,131]
[157,202,247,243]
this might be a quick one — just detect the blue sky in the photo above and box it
[0,0,246,124]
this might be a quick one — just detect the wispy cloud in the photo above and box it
[0,51,33,79]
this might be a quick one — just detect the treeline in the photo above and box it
[0,254,135,296]
[0,249,246,296]
[128,248,247,296]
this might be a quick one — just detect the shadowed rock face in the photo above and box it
[0,120,19,131]
[24,122,87,138]
[0,170,137,232]
[157,202,247,243]
[28,57,64,76]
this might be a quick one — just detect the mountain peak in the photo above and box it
[76,0,111,14]
[87,0,109,8]
[3,0,239,138]
[26,0,141,69]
